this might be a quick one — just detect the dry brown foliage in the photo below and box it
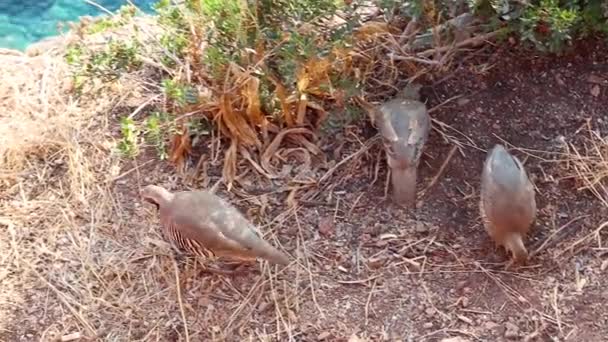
[174,12,479,187]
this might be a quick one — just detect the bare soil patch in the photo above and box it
[2,38,608,342]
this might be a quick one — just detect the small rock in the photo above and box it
[256,301,270,312]
[457,98,470,106]
[504,322,519,339]
[367,257,385,269]
[554,74,565,87]
[425,308,434,316]
[423,322,433,329]
[601,259,608,271]
[318,331,332,340]
[415,222,428,233]
[461,297,469,308]
[318,217,335,237]
[554,135,566,146]
[591,85,600,97]
[485,321,499,330]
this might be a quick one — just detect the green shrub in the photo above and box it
[519,0,580,52]
[471,0,607,52]
[117,117,141,158]
[161,79,198,108]
[144,112,172,160]
[65,39,142,92]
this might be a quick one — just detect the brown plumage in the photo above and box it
[480,144,537,264]
[141,185,290,265]
[376,83,431,206]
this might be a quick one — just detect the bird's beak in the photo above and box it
[142,197,160,211]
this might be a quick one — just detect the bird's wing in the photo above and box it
[407,106,430,147]
[167,194,247,252]
[186,192,275,253]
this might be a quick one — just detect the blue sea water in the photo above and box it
[0,0,158,51]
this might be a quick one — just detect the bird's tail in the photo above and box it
[247,233,291,265]
[230,241,290,265]
[391,167,417,206]
[263,247,291,265]
[505,233,528,264]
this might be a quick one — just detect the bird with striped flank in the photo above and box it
[141,185,290,269]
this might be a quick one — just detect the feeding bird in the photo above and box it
[141,185,290,267]
[480,144,537,265]
[375,82,431,206]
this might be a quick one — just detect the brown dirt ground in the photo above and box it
[2,37,608,342]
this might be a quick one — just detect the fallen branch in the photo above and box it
[418,30,501,58]
[419,145,458,198]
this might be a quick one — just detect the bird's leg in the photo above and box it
[202,265,241,275]
[201,255,260,275]
[503,258,514,271]
[196,258,240,276]
[493,241,501,254]
[384,166,391,201]
[174,256,196,289]
[216,259,258,274]
[487,240,506,265]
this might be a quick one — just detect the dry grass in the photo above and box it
[561,120,608,207]
[0,35,181,341]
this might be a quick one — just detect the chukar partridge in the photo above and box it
[376,83,431,206]
[480,144,536,264]
[141,185,290,265]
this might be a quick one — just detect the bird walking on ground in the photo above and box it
[140,185,290,269]
[480,144,537,265]
[375,82,431,206]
